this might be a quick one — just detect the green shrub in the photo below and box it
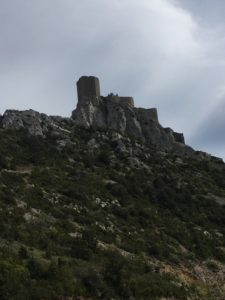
[0,261,30,300]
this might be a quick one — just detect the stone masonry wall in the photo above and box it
[77,76,101,101]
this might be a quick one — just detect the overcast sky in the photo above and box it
[0,0,225,159]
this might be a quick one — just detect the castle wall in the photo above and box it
[148,108,158,122]
[107,95,134,108]
[164,127,173,135]
[173,132,185,144]
[164,128,185,144]
[77,76,101,101]
[136,108,159,124]
[119,97,134,108]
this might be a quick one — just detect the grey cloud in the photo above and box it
[0,0,225,159]
[177,0,225,27]
[190,100,225,159]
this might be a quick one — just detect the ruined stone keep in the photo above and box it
[77,76,101,101]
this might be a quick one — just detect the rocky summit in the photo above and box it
[0,76,224,300]
[0,76,214,159]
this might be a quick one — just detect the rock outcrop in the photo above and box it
[2,109,52,136]
[1,109,73,137]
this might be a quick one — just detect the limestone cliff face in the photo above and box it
[2,110,52,136]
[71,94,189,152]
[1,109,73,137]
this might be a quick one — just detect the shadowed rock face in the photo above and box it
[71,76,189,152]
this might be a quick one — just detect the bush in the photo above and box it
[0,261,30,299]
[97,150,111,165]
[70,239,93,260]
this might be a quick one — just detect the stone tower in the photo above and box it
[77,76,101,101]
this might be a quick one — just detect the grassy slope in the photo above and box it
[0,127,225,299]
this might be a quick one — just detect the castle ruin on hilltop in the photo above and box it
[72,75,185,148]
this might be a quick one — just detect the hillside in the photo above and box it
[0,115,224,299]
[0,76,225,300]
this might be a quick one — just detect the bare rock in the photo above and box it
[2,109,52,136]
